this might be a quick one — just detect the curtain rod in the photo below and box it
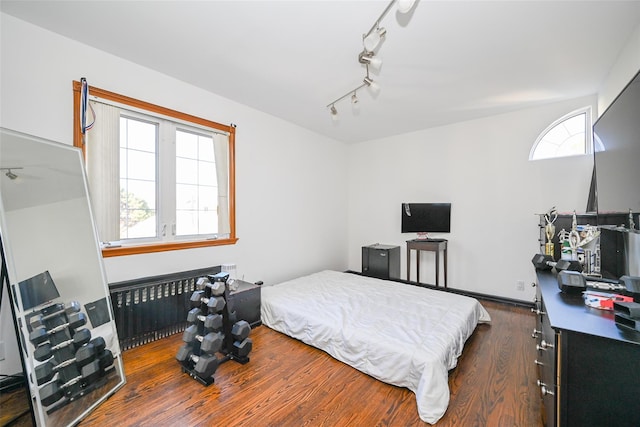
[88,95,230,137]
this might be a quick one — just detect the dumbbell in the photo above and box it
[231,320,251,341]
[558,270,627,293]
[87,336,114,370]
[33,328,91,362]
[39,360,103,406]
[531,254,582,272]
[230,320,252,358]
[187,308,223,330]
[190,290,225,313]
[182,324,224,354]
[83,336,114,372]
[35,343,97,385]
[30,301,81,330]
[195,277,226,296]
[232,338,253,358]
[29,312,87,346]
[176,344,219,379]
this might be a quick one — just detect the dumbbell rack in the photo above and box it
[177,272,253,386]
[28,301,115,414]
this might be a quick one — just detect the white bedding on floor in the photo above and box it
[260,270,491,424]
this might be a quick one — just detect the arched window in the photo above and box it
[529,107,596,160]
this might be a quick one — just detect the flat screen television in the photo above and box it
[593,69,640,218]
[18,270,60,311]
[401,203,451,235]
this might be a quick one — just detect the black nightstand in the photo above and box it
[362,244,400,280]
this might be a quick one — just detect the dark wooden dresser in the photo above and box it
[533,270,640,427]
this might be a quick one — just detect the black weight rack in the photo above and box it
[176,272,253,386]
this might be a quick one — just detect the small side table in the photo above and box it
[228,280,262,328]
[406,239,448,287]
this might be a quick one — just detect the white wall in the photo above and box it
[598,22,640,115]
[0,13,348,375]
[347,96,597,301]
[0,13,349,286]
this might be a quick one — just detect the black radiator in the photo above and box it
[109,266,221,351]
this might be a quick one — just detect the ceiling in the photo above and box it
[2,0,640,143]
[0,129,86,212]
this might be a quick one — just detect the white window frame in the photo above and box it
[529,106,595,160]
[73,81,237,257]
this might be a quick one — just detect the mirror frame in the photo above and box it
[0,127,126,426]
[71,80,238,257]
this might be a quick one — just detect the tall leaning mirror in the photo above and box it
[0,128,125,426]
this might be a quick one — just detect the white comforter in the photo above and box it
[260,270,491,424]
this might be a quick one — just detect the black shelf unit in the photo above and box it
[362,244,400,280]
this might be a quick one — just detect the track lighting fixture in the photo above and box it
[358,51,382,72]
[397,0,417,13]
[1,167,23,180]
[326,0,418,120]
[330,105,339,121]
[363,26,387,52]
[363,76,380,95]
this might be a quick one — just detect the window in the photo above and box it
[73,81,236,257]
[529,107,594,160]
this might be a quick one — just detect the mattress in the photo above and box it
[260,270,491,424]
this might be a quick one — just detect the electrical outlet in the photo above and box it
[516,280,525,291]
[0,341,5,361]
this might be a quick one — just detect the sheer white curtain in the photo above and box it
[213,133,230,236]
[86,101,120,242]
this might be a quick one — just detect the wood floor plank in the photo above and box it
[70,299,542,426]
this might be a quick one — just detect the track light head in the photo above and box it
[351,92,359,104]
[363,26,386,52]
[358,51,383,71]
[330,104,339,121]
[397,0,417,13]
[2,167,22,180]
[363,76,380,95]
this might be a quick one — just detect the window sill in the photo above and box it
[101,238,239,257]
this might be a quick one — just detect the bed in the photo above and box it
[260,270,491,424]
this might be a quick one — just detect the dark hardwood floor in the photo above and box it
[79,300,542,426]
[3,300,542,426]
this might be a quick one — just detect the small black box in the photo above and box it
[362,244,400,280]
[227,281,261,328]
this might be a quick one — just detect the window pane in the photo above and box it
[120,180,157,240]
[176,183,197,210]
[121,117,156,151]
[199,210,217,234]
[199,186,217,211]
[176,210,197,236]
[121,210,156,239]
[175,129,218,237]
[199,137,215,162]
[126,150,156,181]
[125,179,156,209]
[531,111,588,160]
[198,160,216,186]
[176,157,198,185]
[176,130,198,158]
[119,116,157,240]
